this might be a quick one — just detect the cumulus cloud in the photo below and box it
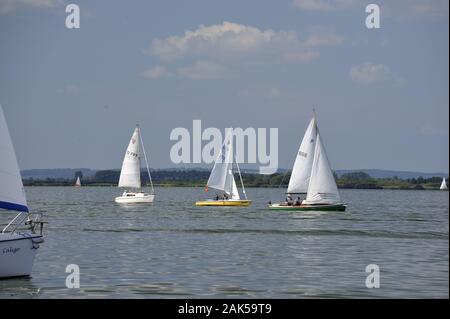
[239,87,282,98]
[293,0,448,20]
[0,0,63,14]
[407,0,449,19]
[145,21,344,64]
[303,28,344,47]
[177,61,232,80]
[63,84,81,93]
[293,0,358,11]
[350,63,392,84]
[140,66,171,79]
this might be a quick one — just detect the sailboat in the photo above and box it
[114,125,155,204]
[268,113,346,211]
[0,105,45,278]
[440,177,448,190]
[195,129,251,207]
[75,176,81,187]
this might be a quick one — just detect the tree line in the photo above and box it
[22,169,447,190]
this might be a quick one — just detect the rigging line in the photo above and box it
[233,153,247,200]
[278,171,289,189]
[139,128,154,194]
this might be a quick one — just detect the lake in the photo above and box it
[0,187,448,298]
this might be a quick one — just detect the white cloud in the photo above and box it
[293,0,448,20]
[0,0,63,14]
[419,123,447,136]
[239,87,282,98]
[268,87,281,98]
[177,61,232,80]
[293,0,359,11]
[303,28,345,47]
[63,84,80,93]
[145,21,343,64]
[350,63,392,84]
[407,0,449,20]
[140,66,171,79]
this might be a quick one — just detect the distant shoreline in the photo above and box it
[23,182,445,191]
[22,169,448,191]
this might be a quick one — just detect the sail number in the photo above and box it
[126,151,139,158]
[298,151,308,158]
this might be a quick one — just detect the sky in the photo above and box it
[0,0,448,173]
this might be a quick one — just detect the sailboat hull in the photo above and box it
[0,234,43,278]
[268,203,346,211]
[115,193,155,204]
[195,199,252,207]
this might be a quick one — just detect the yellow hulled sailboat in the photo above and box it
[195,129,251,207]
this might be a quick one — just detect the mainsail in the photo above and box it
[440,178,448,190]
[287,117,317,194]
[303,133,341,205]
[118,127,141,189]
[75,177,81,187]
[206,130,238,197]
[0,105,28,212]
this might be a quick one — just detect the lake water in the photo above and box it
[0,187,448,298]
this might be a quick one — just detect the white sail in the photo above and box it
[287,117,317,194]
[206,130,234,194]
[440,178,448,190]
[118,127,141,189]
[229,169,240,200]
[304,133,341,205]
[75,176,81,187]
[0,105,28,212]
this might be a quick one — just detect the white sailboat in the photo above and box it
[115,126,155,204]
[0,105,45,278]
[440,177,448,190]
[269,113,346,211]
[75,176,81,187]
[195,129,251,206]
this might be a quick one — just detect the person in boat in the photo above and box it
[215,194,219,201]
[285,194,293,206]
[294,197,302,206]
[223,193,229,200]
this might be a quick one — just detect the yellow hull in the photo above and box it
[195,200,252,207]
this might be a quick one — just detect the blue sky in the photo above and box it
[0,0,448,173]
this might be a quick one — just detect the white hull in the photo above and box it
[115,192,155,204]
[0,233,43,278]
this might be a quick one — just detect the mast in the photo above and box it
[139,127,154,194]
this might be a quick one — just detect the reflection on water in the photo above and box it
[0,187,448,298]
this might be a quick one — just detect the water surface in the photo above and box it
[0,187,448,298]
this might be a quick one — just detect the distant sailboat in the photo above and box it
[115,126,155,204]
[0,105,45,278]
[269,113,346,211]
[195,129,251,207]
[75,176,81,187]
[440,178,448,190]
